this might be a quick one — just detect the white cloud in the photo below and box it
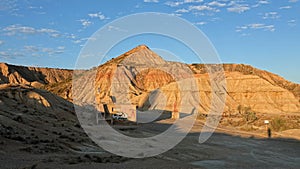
[39,28,58,33]
[262,12,280,19]
[144,0,159,3]
[24,45,39,52]
[50,33,60,38]
[258,0,270,4]
[289,0,298,3]
[208,1,226,7]
[107,25,127,32]
[189,5,219,12]
[175,8,189,13]
[41,46,64,55]
[227,4,250,13]
[0,51,23,59]
[288,20,296,27]
[57,46,65,50]
[72,37,97,44]
[2,24,60,37]
[169,13,182,16]
[183,0,203,3]
[78,19,92,28]
[73,40,82,44]
[252,0,270,7]
[279,6,292,9]
[241,33,251,37]
[236,23,275,32]
[0,0,17,11]
[22,45,65,56]
[88,12,107,20]
[0,40,4,45]
[165,0,203,7]
[0,51,9,59]
[165,1,182,7]
[195,21,207,25]
[67,34,76,39]
[3,25,35,35]
[0,0,22,16]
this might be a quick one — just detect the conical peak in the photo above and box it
[107,45,166,65]
[122,45,166,65]
[135,44,149,50]
[124,44,151,55]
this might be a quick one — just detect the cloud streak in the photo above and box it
[236,23,275,32]
[279,6,292,9]
[165,0,203,7]
[194,21,207,25]
[227,4,250,13]
[289,0,298,3]
[88,12,107,20]
[144,0,159,3]
[189,5,219,12]
[22,45,66,56]
[78,19,92,28]
[262,12,280,19]
[208,1,226,7]
[2,24,60,37]
[0,50,24,59]
[288,20,296,27]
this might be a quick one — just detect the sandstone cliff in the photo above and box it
[0,62,72,87]
[90,45,300,115]
[1,45,299,115]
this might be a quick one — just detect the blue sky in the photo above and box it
[0,0,299,83]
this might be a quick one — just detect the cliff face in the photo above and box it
[90,45,300,114]
[0,62,72,87]
[190,64,300,101]
[92,45,195,110]
[1,45,299,115]
[148,72,299,114]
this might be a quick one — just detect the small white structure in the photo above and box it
[113,104,137,122]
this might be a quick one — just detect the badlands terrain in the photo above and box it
[0,45,299,168]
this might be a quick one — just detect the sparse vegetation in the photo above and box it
[197,112,207,120]
[237,105,257,123]
[244,111,257,123]
[237,105,243,115]
[240,124,257,131]
[270,117,286,132]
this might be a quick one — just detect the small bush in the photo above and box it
[270,117,286,132]
[237,105,257,123]
[244,111,257,123]
[197,112,207,120]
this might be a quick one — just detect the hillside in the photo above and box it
[1,45,299,115]
[0,62,72,87]
[75,45,299,115]
[0,45,300,168]
[190,64,300,100]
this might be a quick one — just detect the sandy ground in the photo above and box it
[1,117,299,169]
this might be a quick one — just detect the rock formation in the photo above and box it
[1,45,299,115]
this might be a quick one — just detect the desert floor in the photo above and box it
[1,118,299,169]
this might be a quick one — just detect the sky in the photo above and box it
[0,0,299,83]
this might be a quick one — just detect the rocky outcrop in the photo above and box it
[90,45,195,110]
[0,62,72,87]
[146,71,300,114]
[1,45,299,115]
[89,45,300,114]
[190,64,300,100]
[0,83,74,113]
